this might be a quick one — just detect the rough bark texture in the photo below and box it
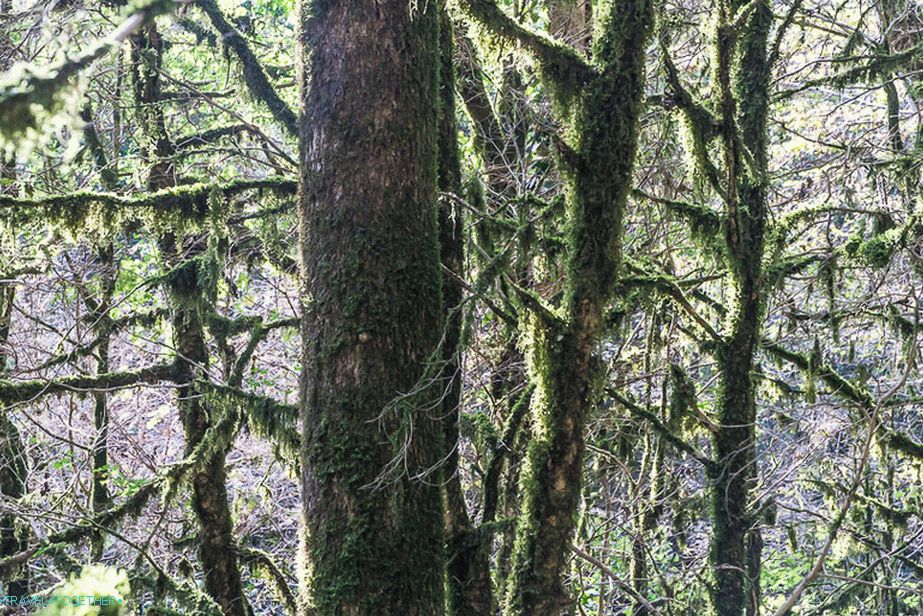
[297,0,445,613]
[133,23,250,616]
[710,2,771,615]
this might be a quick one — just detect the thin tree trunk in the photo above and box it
[132,23,250,616]
[0,20,28,582]
[80,104,119,559]
[438,14,495,616]
[710,3,772,615]
[0,284,28,597]
[297,0,445,613]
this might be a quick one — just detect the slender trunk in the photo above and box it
[0,21,28,582]
[89,250,114,561]
[503,3,653,613]
[81,105,119,559]
[0,285,28,597]
[297,0,445,613]
[132,24,250,615]
[710,3,771,615]
[438,15,495,616]
[455,24,532,595]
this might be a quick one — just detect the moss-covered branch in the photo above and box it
[761,340,923,461]
[631,188,722,236]
[0,177,295,232]
[0,0,188,148]
[456,0,595,96]
[199,381,300,469]
[608,388,716,470]
[774,43,923,102]
[0,363,177,403]
[0,409,235,578]
[238,547,298,616]
[174,124,256,150]
[195,0,298,135]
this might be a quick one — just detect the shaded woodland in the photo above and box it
[0,0,921,614]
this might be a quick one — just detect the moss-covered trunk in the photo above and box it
[132,23,250,616]
[297,0,445,613]
[710,3,771,615]
[0,19,28,595]
[0,284,28,597]
[501,3,653,613]
[89,245,115,560]
[438,15,496,616]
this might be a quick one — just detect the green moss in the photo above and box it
[0,178,295,240]
[0,0,182,154]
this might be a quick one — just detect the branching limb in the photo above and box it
[195,0,298,135]
[607,388,716,470]
[238,547,298,616]
[0,177,296,229]
[0,362,177,403]
[455,0,595,93]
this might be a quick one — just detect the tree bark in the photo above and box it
[438,14,496,616]
[471,2,654,613]
[297,0,445,613]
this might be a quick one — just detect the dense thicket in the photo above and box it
[0,0,920,615]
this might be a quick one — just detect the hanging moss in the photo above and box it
[196,0,297,135]
[0,0,183,154]
[668,362,698,434]
[0,177,295,240]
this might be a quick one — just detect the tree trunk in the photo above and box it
[297,0,445,613]
[438,14,496,616]
[0,285,28,597]
[132,23,250,616]
[0,22,28,583]
[710,2,772,615]
[500,3,653,613]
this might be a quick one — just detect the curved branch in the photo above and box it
[456,0,595,92]
[195,0,298,135]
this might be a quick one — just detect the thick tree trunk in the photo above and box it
[297,0,445,614]
[133,23,250,616]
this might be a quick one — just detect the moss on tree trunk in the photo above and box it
[297,0,445,613]
[438,14,496,616]
[709,3,772,615]
[497,2,654,613]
